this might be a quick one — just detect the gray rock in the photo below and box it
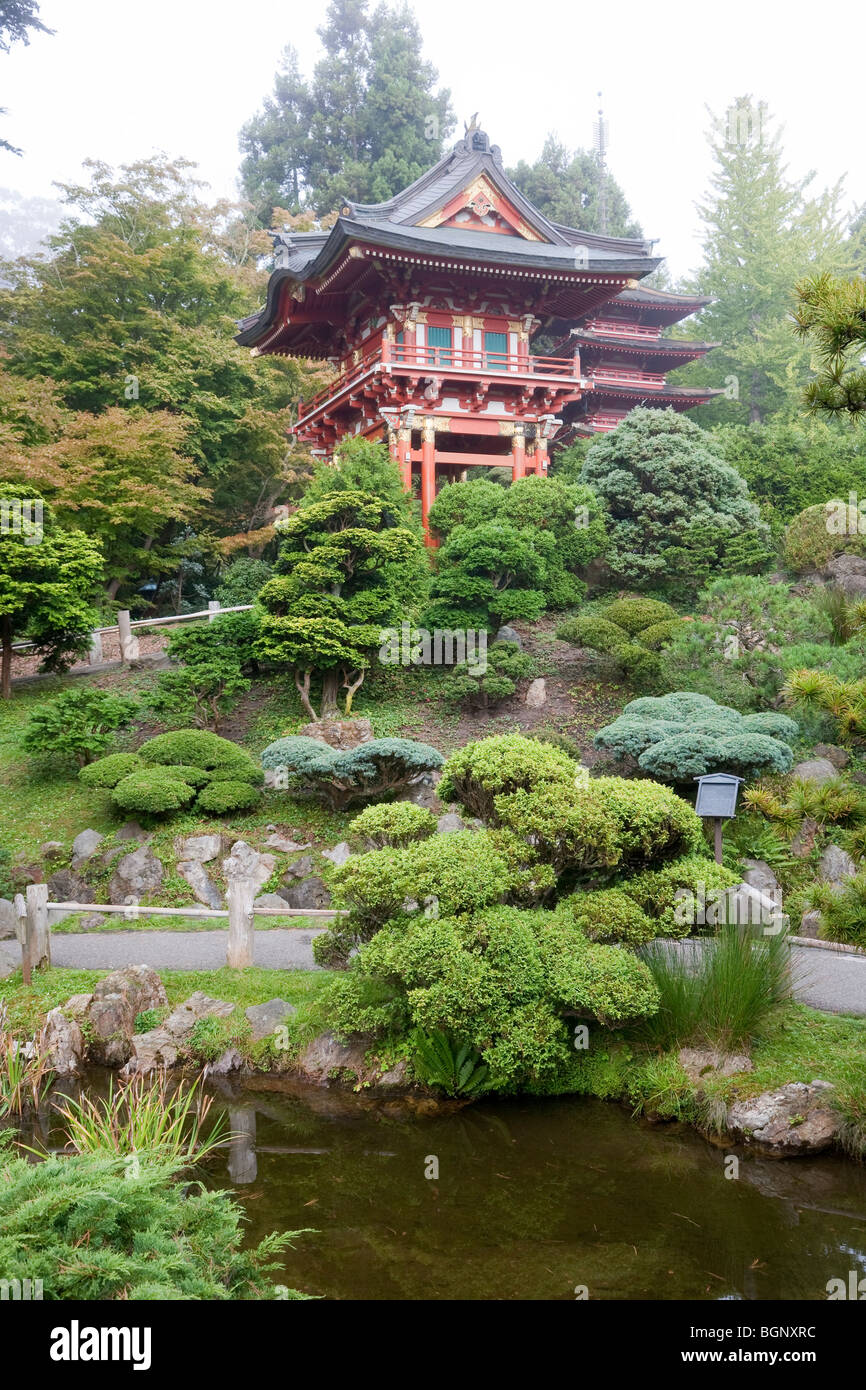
[245,998,297,1042]
[209,1048,243,1075]
[818,844,857,891]
[0,899,18,941]
[791,816,821,858]
[176,859,223,910]
[71,829,103,868]
[321,841,351,866]
[280,876,331,910]
[224,841,275,894]
[115,821,149,842]
[494,626,522,649]
[813,744,850,770]
[47,869,90,905]
[741,859,780,898]
[297,1031,369,1084]
[678,1048,753,1085]
[377,1059,409,1087]
[524,677,547,709]
[92,964,168,1015]
[162,991,235,1040]
[726,1080,840,1155]
[265,834,312,853]
[792,757,838,786]
[176,833,221,863]
[87,994,135,1066]
[123,1028,178,1074]
[298,717,374,750]
[253,893,291,911]
[284,854,315,880]
[77,914,106,932]
[436,811,464,833]
[40,841,64,861]
[709,882,788,933]
[61,993,94,1018]
[43,1008,85,1075]
[799,910,823,939]
[108,845,164,904]
[825,553,866,598]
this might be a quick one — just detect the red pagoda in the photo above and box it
[237,128,719,541]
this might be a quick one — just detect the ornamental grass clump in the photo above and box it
[56,1070,225,1165]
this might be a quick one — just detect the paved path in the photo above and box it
[2,932,866,1016]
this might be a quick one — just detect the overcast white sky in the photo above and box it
[1,0,864,277]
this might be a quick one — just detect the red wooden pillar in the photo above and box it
[511,423,526,481]
[533,434,548,476]
[392,427,412,493]
[421,418,437,546]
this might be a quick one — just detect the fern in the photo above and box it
[411,1029,490,1097]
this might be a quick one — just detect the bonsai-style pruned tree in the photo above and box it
[255,489,428,720]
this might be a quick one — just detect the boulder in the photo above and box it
[71,829,103,868]
[123,1029,179,1074]
[162,991,235,1040]
[40,841,64,862]
[376,1059,409,1088]
[265,833,312,853]
[494,626,522,649]
[77,914,106,932]
[209,1048,243,1075]
[176,859,223,910]
[87,994,136,1066]
[299,717,374,750]
[297,1030,370,1084]
[253,892,291,911]
[92,964,168,1015]
[818,844,857,892]
[47,869,90,905]
[62,993,94,1018]
[224,841,275,895]
[825,553,866,598]
[436,811,464,834]
[108,845,164,904]
[245,998,297,1042]
[792,757,838,786]
[791,817,821,858]
[813,744,850,770]
[741,859,780,898]
[524,678,547,709]
[284,853,315,880]
[678,1048,753,1086]
[176,833,221,864]
[726,1080,840,1155]
[0,899,17,941]
[799,910,823,939]
[115,821,149,842]
[321,841,351,867]
[43,1008,85,1075]
[279,876,331,911]
[711,883,788,933]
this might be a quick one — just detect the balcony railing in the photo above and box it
[297,342,583,423]
[591,368,667,390]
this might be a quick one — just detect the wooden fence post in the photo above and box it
[225,857,256,968]
[117,610,140,663]
[24,883,50,974]
[88,630,103,665]
[207,600,220,622]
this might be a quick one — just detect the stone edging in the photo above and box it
[788,934,866,957]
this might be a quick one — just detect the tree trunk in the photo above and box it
[320,670,340,719]
[1,616,12,700]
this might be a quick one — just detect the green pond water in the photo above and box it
[203,1081,866,1301]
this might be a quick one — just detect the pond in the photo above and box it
[202,1079,866,1301]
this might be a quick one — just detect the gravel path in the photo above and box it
[2,932,865,1015]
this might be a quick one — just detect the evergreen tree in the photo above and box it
[508,134,642,238]
[239,0,453,221]
[675,97,855,425]
[793,272,866,421]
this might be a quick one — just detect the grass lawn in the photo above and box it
[49,912,324,934]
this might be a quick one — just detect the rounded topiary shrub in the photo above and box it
[261,735,443,811]
[740,711,800,741]
[592,777,704,866]
[555,888,657,945]
[138,730,256,774]
[638,732,727,781]
[157,763,213,789]
[556,615,629,653]
[783,500,866,575]
[78,752,143,788]
[439,734,577,821]
[639,619,683,651]
[348,802,437,849]
[260,736,333,771]
[619,854,740,936]
[196,779,261,814]
[602,597,678,635]
[111,770,197,815]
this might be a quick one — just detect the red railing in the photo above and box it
[591,368,666,389]
[297,343,583,423]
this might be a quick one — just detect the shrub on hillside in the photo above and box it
[783,500,866,574]
[620,855,740,936]
[557,597,683,688]
[261,735,444,811]
[554,888,657,945]
[196,779,261,814]
[111,769,198,815]
[348,802,437,849]
[439,733,577,821]
[22,688,139,768]
[214,558,273,606]
[439,641,535,711]
[78,752,143,788]
[138,729,258,775]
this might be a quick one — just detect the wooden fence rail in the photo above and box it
[12,602,255,661]
[13,883,346,974]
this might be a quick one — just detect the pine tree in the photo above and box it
[674,97,855,425]
[238,45,311,222]
[508,134,642,238]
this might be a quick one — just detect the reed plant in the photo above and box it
[56,1070,226,1164]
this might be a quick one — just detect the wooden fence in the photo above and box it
[13,602,255,665]
[12,883,345,980]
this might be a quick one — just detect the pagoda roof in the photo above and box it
[237,128,661,353]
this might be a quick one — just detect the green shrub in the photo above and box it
[147,662,250,733]
[111,770,197,815]
[22,688,139,768]
[783,500,866,574]
[158,763,213,788]
[348,802,437,848]
[439,641,535,711]
[810,871,866,949]
[602,597,678,634]
[78,752,143,788]
[530,730,583,762]
[554,888,657,945]
[322,906,659,1090]
[215,558,273,606]
[439,733,576,821]
[640,619,683,650]
[196,780,261,814]
[138,729,257,774]
[492,783,622,878]
[557,615,629,652]
[260,736,444,812]
[594,777,704,866]
[410,1029,490,1096]
[620,855,740,936]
